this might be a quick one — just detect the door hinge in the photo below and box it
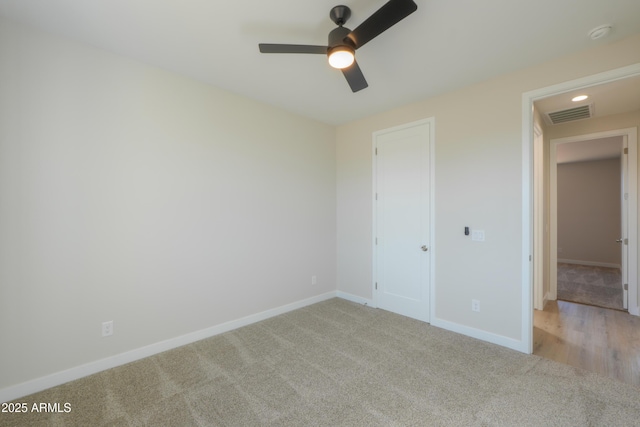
[375,147,378,155]
[624,283,628,291]
[624,147,628,154]
[625,238,628,245]
[375,282,378,290]
[375,193,378,200]
[529,255,532,261]
[375,237,378,245]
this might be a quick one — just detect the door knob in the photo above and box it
[421,245,428,251]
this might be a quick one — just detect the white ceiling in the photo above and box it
[1,0,640,125]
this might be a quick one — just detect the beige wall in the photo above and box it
[337,34,640,343]
[557,158,621,266]
[0,18,337,391]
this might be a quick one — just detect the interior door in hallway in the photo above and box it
[373,119,432,322]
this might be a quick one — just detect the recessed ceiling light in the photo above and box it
[572,95,589,102]
[589,25,612,40]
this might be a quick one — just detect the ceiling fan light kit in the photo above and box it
[258,0,418,92]
[328,45,355,69]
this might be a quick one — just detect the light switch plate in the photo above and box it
[471,230,485,242]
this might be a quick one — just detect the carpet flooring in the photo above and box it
[557,263,624,310]
[2,298,639,426]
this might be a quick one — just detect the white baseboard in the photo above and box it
[338,294,527,353]
[430,317,527,353]
[2,290,539,402]
[336,291,375,307]
[543,291,550,308]
[0,291,337,403]
[558,259,621,269]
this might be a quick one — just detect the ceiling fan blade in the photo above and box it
[345,0,417,49]
[259,44,328,54]
[342,60,368,92]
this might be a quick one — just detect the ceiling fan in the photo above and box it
[258,0,418,92]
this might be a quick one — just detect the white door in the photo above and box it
[374,119,432,322]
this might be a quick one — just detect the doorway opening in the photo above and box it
[552,134,627,311]
[524,70,640,384]
[521,63,640,355]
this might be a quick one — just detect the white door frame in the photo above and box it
[622,137,630,310]
[533,122,545,311]
[372,117,436,322]
[521,63,640,354]
[550,130,637,308]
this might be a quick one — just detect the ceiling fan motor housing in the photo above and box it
[328,26,353,48]
[327,26,355,66]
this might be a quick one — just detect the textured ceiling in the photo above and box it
[1,0,640,125]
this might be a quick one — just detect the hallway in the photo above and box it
[557,263,623,310]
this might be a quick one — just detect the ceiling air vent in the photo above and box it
[546,104,593,125]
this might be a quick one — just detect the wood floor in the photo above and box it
[534,300,640,388]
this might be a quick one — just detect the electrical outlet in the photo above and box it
[311,275,317,285]
[471,300,480,312]
[102,321,113,337]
